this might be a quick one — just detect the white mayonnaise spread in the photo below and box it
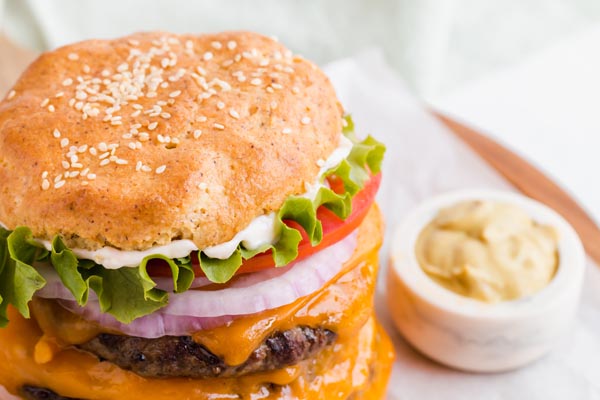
[32,134,354,269]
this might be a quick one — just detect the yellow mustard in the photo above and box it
[416,200,559,303]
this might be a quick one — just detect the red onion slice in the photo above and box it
[163,230,358,317]
[34,230,357,337]
[59,299,235,338]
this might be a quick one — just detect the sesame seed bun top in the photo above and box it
[0,31,343,250]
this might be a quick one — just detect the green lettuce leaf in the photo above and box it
[0,229,195,324]
[0,227,46,326]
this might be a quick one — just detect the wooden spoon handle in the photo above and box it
[435,112,600,265]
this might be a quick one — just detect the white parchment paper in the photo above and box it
[324,50,600,400]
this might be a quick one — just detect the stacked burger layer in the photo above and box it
[0,31,393,399]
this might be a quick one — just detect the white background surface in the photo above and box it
[325,51,600,400]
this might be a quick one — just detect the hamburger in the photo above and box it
[0,31,394,399]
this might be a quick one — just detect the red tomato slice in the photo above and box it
[147,173,381,278]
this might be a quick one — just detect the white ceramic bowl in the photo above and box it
[387,189,585,373]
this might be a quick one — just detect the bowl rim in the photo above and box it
[389,189,586,320]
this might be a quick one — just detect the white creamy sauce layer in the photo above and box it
[31,134,354,269]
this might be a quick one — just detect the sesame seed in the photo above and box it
[301,116,311,125]
[81,168,89,176]
[99,159,110,166]
[117,63,128,72]
[250,78,262,86]
[148,122,158,130]
[68,171,80,178]
[282,128,292,134]
[136,161,142,171]
[237,75,246,83]
[141,165,152,172]
[213,123,225,130]
[68,53,79,61]
[211,41,222,50]
[213,78,232,91]
[131,110,141,117]
[89,147,97,156]
[229,109,240,119]
[266,86,274,94]
[160,112,171,119]
[155,165,167,174]
[115,159,128,165]
[61,161,70,169]
[54,180,66,189]
[53,129,61,138]
[227,41,237,50]
[41,180,50,190]
[98,142,108,152]
[83,65,91,74]
[48,105,56,113]
[71,162,83,169]
[54,174,63,183]
[272,83,283,90]
[193,129,202,139]
[203,52,213,61]
[128,142,137,150]
[87,173,96,180]
[292,86,300,94]
[101,69,110,77]
[99,152,110,160]
[42,171,49,179]
[62,78,73,86]
[55,91,64,98]
[40,98,50,107]
[7,90,16,100]
[196,66,207,76]
[217,101,225,110]
[169,90,181,98]
[198,116,207,122]
[60,138,69,148]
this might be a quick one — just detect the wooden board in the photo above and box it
[0,33,598,264]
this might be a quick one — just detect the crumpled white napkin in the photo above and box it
[324,49,600,400]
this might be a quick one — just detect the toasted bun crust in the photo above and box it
[0,31,342,250]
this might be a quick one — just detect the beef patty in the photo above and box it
[78,326,336,378]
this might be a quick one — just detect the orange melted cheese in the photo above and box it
[0,205,395,399]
